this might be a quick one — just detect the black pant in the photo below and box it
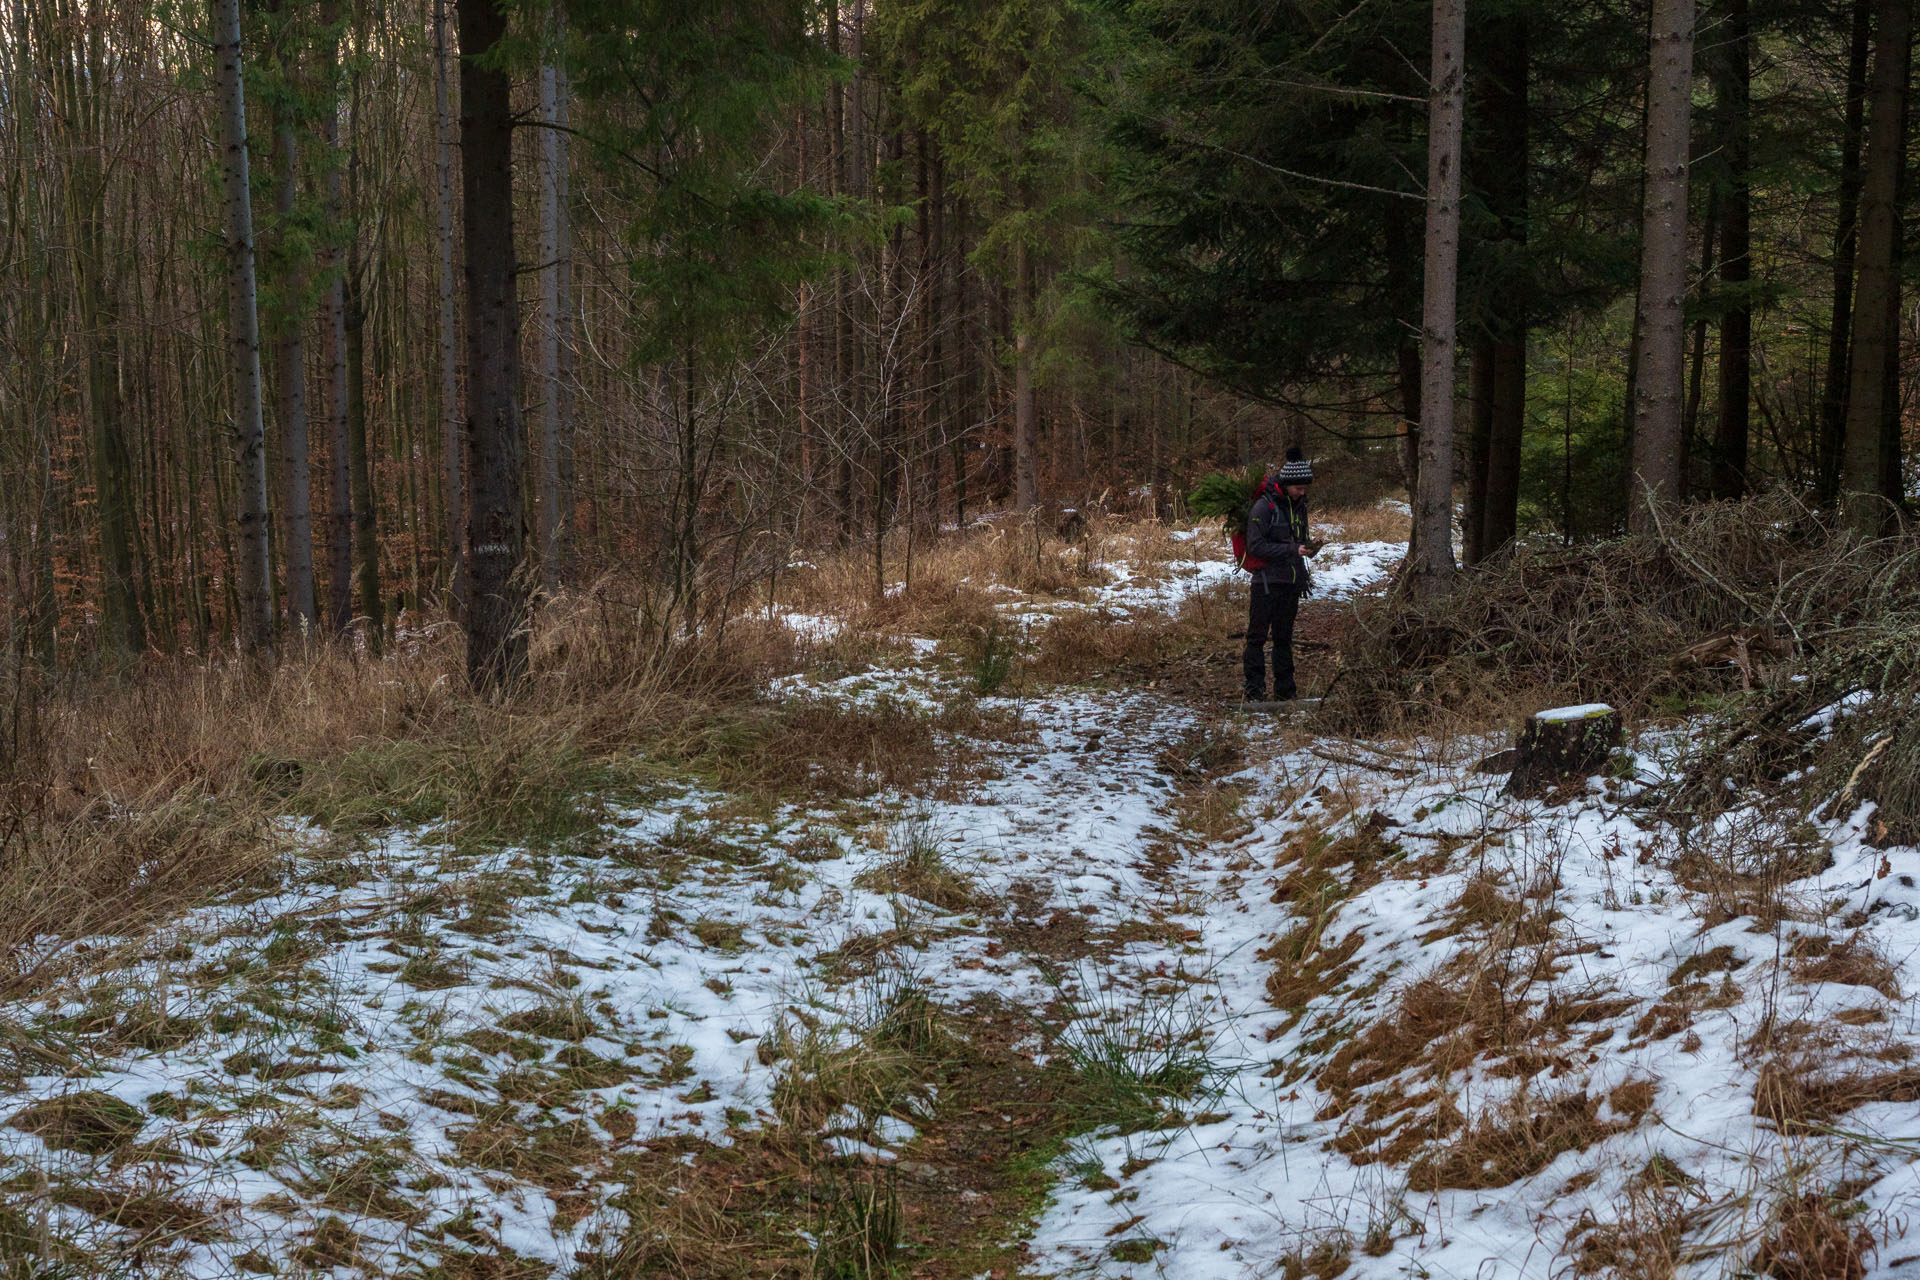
[1244,581,1301,698]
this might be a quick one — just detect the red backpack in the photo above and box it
[1230,483,1284,572]
[1230,529,1266,572]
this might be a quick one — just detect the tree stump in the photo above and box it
[1502,704,1622,798]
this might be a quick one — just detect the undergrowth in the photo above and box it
[1322,494,1920,840]
[0,592,1002,973]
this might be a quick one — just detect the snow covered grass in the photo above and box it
[31,507,1920,1279]
[0,514,1295,1276]
[1026,720,1920,1279]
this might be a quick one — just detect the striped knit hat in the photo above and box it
[1276,447,1314,487]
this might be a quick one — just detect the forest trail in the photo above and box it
[0,642,1270,1277]
[0,521,1316,1277]
[8,519,1920,1279]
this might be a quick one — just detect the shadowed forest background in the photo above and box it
[0,0,1910,670]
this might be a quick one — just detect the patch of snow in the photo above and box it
[1535,702,1615,722]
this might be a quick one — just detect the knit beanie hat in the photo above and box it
[1276,447,1314,487]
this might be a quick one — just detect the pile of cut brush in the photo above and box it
[1320,494,1920,838]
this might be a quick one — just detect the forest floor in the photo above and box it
[5,511,1920,1280]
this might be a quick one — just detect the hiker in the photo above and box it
[1242,448,1319,702]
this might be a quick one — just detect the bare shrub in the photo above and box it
[1669,810,1828,928]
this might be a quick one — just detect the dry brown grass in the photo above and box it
[0,509,1226,981]
[1566,1155,1700,1278]
[1749,1190,1877,1280]
[1788,933,1902,999]
[1314,922,1641,1172]
[1261,817,1402,1031]
[1752,1053,1920,1127]
[1023,585,1241,688]
[1667,812,1829,929]
[774,511,1221,647]
[0,584,1008,981]
[1404,1081,1647,1191]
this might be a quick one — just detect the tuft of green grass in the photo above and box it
[1038,965,1231,1136]
[854,812,976,912]
[970,622,1016,696]
[810,1164,902,1280]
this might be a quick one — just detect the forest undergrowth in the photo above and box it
[9,497,1920,1280]
[1326,493,1920,838]
[0,508,1251,969]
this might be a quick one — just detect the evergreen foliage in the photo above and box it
[1186,467,1263,533]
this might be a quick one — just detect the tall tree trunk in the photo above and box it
[12,0,57,665]
[214,0,274,652]
[1879,75,1909,511]
[272,109,318,632]
[1627,0,1696,535]
[1485,339,1526,553]
[1013,236,1038,512]
[1682,197,1719,455]
[347,281,382,652]
[1411,0,1465,603]
[1383,135,1424,509]
[537,25,572,595]
[1711,0,1751,501]
[435,0,463,604]
[1820,0,1874,505]
[1841,0,1912,534]
[458,0,528,687]
[323,95,353,635]
[57,7,143,655]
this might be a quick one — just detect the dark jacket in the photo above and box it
[1246,490,1310,590]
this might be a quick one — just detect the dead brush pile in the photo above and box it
[1320,496,1831,733]
[1322,494,1920,840]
